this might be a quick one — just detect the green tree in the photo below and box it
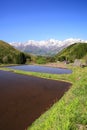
[16,52,26,64]
[36,56,47,64]
[2,56,8,63]
[58,56,66,61]
[0,57,2,63]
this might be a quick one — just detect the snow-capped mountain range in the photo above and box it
[10,38,87,56]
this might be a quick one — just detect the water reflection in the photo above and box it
[8,65,72,74]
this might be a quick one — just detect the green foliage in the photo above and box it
[46,56,56,62]
[36,56,47,64]
[16,52,26,64]
[0,40,26,64]
[25,67,87,130]
[56,43,87,62]
[25,53,31,63]
[57,56,66,61]
[83,55,87,65]
[36,56,56,64]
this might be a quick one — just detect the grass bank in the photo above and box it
[0,66,87,130]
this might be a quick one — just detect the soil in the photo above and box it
[38,62,67,68]
[0,70,71,130]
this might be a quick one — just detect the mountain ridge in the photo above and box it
[10,38,87,56]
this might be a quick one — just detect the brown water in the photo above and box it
[0,70,71,130]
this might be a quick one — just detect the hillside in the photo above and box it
[0,40,26,64]
[10,38,86,56]
[56,43,87,62]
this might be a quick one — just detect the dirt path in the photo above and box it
[0,70,71,130]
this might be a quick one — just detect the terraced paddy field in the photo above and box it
[0,70,71,130]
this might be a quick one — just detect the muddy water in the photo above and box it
[0,70,71,130]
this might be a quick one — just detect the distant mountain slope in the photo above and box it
[10,38,87,56]
[0,40,19,55]
[56,43,87,62]
[0,40,26,64]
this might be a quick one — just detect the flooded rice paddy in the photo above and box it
[0,70,71,130]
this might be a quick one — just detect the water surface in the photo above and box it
[8,65,72,74]
[0,70,71,130]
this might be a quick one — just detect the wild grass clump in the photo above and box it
[27,67,87,130]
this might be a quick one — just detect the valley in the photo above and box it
[0,39,87,130]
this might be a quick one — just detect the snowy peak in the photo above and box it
[10,38,87,56]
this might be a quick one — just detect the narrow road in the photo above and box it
[0,70,71,130]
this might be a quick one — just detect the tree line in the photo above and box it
[0,52,26,64]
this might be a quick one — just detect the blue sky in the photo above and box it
[0,0,87,42]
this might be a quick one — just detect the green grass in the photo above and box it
[0,64,19,67]
[0,66,87,130]
[56,43,87,62]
